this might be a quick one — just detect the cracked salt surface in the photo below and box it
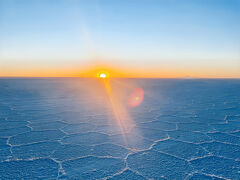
[0,78,240,179]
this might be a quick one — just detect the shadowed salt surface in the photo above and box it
[0,78,240,179]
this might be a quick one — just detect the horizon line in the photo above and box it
[0,76,240,80]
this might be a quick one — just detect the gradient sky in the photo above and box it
[0,0,240,78]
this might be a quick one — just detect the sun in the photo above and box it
[99,73,107,78]
[97,71,109,79]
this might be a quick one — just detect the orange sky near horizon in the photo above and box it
[0,62,240,78]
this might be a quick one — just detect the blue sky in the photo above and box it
[0,0,240,77]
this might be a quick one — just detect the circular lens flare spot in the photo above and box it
[128,88,144,107]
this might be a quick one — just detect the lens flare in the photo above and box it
[128,88,144,107]
[98,77,141,148]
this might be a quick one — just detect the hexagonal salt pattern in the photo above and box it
[0,78,240,179]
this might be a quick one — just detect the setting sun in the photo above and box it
[96,71,110,78]
[99,73,107,78]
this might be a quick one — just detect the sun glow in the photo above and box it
[97,71,110,79]
[99,73,107,78]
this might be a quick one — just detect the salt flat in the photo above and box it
[0,78,240,179]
